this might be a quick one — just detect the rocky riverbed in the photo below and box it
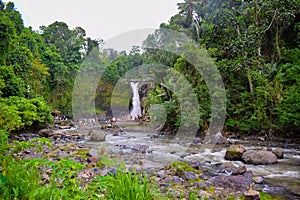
[10,121,300,199]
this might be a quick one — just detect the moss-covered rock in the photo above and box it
[168,161,201,176]
[225,145,246,161]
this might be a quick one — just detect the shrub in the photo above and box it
[0,96,52,132]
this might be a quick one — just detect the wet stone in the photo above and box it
[189,160,201,170]
[172,176,183,184]
[108,167,117,176]
[287,186,300,197]
[157,171,166,179]
[180,153,191,158]
[88,149,99,158]
[184,172,197,181]
[87,157,99,163]
[131,144,149,154]
[272,148,284,159]
[244,190,260,200]
[233,166,247,175]
[225,145,246,161]
[242,150,277,165]
[220,162,237,172]
[253,176,264,184]
[159,183,169,188]
[209,175,254,192]
[243,171,254,179]
[23,149,32,154]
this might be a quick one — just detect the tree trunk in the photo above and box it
[276,26,281,59]
[203,116,209,130]
[247,72,254,94]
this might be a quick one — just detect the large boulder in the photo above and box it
[38,129,54,137]
[225,145,246,161]
[242,150,277,165]
[88,129,106,141]
[209,174,254,192]
[272,148,284,159]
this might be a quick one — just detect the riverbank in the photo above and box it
[5,121,299,199]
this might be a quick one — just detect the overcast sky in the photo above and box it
[9,0,182,41]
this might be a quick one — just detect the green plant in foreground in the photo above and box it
[89,170,162,200]
[30,158,85,199]
[0,159,41,200]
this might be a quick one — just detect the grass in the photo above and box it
[0,136,163,200]
[89,170,162,200]
[260,191,281,200]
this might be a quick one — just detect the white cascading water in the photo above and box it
[130,82,141,119]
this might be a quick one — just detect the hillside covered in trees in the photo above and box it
[0,0,299,136]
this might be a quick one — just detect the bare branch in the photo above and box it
[265,9,278,32]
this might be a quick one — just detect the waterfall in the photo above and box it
[130,82,141,119]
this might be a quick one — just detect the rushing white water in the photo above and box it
[130,82,141,119]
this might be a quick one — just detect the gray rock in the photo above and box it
[287,186,300,196]
[172,176,182,184]
[242,150,277,165]
[132,144,149,153]
[189,160,201,170]
[108,167,117,176]
[210,132,227,144]
[88,149,99,158]
[220,162,237,172]
[203,132,226,144]
[41,173,50,183]
[225,145,247,161]
[272,148,284,159]
[38,129,54,137]
[253,176,264,184]
[192,137,202,144]
[195,182,212,189]
[57,151,69,159]
[184,172,197,181]
[220,162,247,175]
[243,171,254,179]
[244,190,260,200]
[23,149,31,154]
[112,130,126,136]
[157,171,166,179]
[88,129,106,141]
[209,175,253,192]
[233,166,247,175]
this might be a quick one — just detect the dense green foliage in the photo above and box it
[143,0,300,135]
[0,0,299,135]
[0,96,52,132]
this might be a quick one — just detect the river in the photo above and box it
[82,121,300,199]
